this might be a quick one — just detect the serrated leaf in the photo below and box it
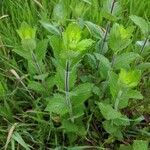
[130,15,149,35]
[28,81,45,93]
[48,35,63,59]
[62,120,86,136]
[127,90,143,100]
[94,53,111,78]
[45,94,68,115]
[12,47,30,60]
[111,89,143,109]
[109,23,132,53]
[109,71,119,98]
[35,39,48,61]
[63,23,81,47]
[21,39,36,51]
[17,22,36,40]
[76,39,94,51]
[85,21,104,39]
[40,21,61,36]
[119,69,141,87]
[98,102,121,120]
[133,140,148,150]
[114,52,141,70]
[103,120,123,139]
[71,83,93,106]
[113,115,130,126]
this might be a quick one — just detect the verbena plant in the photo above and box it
[0,0,149,149]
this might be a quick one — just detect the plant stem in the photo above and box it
[100,22,110,54]
[31,51,42,75]
[110,0,116,14]
[140,37,148,53]
[65,60,74,123]
[101,0,116,53]
[31,51,50,95]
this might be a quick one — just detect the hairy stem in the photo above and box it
[65,60,74,123]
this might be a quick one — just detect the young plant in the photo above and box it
[16,22,49,96]
[44,22,94,141]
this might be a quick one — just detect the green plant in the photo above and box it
[0,0,149,149]
[44,22,94,142]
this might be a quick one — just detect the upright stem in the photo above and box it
[31,51,42,75]
[65,60,74,122]
[101,0,116,53]
[110,0,116,14]
[140,37,148,53]
[101,23,110,52]
[31,51,49,95]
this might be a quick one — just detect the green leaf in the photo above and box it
[45,94,69,115]
[94,53,111,78]
[40,21,61,36]
[114,52,141,70]
[62,120,86,136]
[71,83,93,106]
[53,2,68,24]
[111,89,143,109]
[98,102,121,120]
[136,62,150,71]
[85,21,104,39]
[103,120,123,139]
[126,90,143,100]
[28,81,45,93]
[17,22,36,40]
[63,23,81,50]
[109,71,119,98]
[33,73,49,81]
[113,115,130,126]
[76,39,94,51]
[35,39,48,61]
[130,15,149,35]
[12,47,30,60]
[133,140,148,150]
[12,132,30,150]
[109,23,132,53]
[54,62,77,90]
[17,23,36,50]
[21,39,36,51]
[119,69,141,87]
[102,0,122,17]
[49,35,63,59]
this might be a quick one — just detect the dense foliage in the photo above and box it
[0,0,150,149]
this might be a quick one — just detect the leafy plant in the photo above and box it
[0,0,149,149]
